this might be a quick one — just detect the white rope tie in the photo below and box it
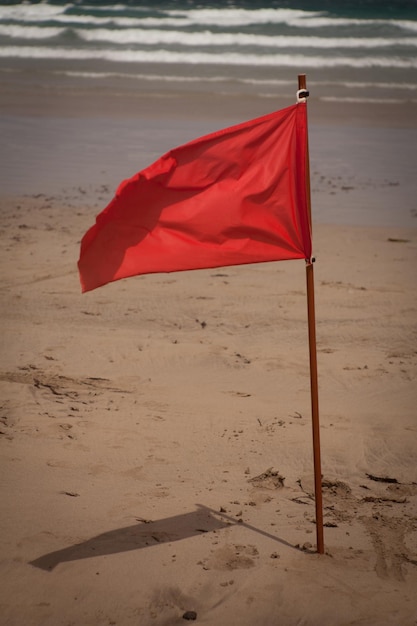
[297,89,309,103]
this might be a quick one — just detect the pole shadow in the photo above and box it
[30,504,299,571]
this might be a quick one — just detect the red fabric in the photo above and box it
[78,103,311,293]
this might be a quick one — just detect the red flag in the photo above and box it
[78,103,311,293]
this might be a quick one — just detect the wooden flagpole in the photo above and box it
[298,74,324,554]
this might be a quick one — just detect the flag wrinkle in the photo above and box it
[78,103,311,293]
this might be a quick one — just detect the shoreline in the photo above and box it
[2,61,417,128]
[2,60,416,230]
[1,109,416,229]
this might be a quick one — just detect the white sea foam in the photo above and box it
[75,28,417,49]
[166,8,320,27]
[48,70,417,93]
[0,25,64,39]
[320,96,408,104]
[0,3,415,35]
[166,8,417,32]
[1,45,416,69]
[85,3,136,11]
[0,3,70,21]
[338,81,417,91]
[395,20,417,33]
[5,13,395,32]
[0,5,318,26]
[1,23,416,51]
[58,70,232,83]
[0,13,190,27]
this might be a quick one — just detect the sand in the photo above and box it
[1,74,417,625]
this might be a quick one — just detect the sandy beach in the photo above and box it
[1,67,417,625]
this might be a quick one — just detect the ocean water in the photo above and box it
[1,1,416,227]
[1,1,417,104]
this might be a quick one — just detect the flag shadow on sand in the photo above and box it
[30,504,296,571]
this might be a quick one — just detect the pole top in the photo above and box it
[298,74,307,90]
